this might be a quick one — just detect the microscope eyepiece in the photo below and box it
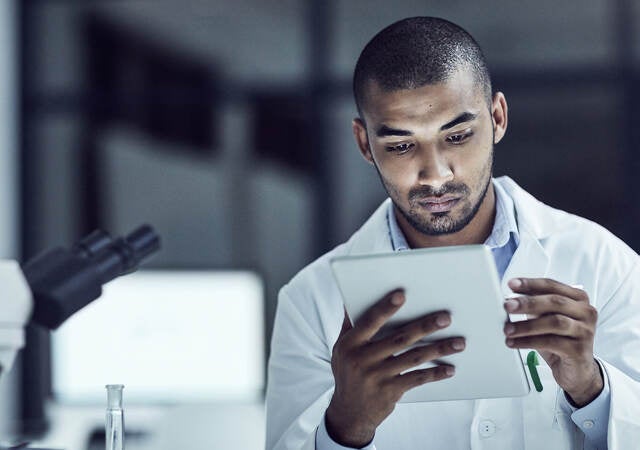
[73,230,113,259]
[90,225,161,284]
[125,225,161,269]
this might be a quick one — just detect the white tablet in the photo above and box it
[330,245,530,403]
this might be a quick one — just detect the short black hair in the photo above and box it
[353,17,492,119]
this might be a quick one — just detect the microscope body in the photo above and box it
[0,225,160,376]
[0,259,33,375]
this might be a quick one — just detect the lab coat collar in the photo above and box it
[346,199,395,256]
[496,176,560,241]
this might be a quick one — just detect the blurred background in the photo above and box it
[0,0,639,448]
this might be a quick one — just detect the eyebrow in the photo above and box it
[440,112,477,131]
[375,111,478,138]
[375,125,413,138]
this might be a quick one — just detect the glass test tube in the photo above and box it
[106,384,125,450]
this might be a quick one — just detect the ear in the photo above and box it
[491,92,508,144]
[352,118,374,165]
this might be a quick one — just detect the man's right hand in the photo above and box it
[325,289,465,448]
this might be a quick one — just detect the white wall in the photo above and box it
[0,0,20,439]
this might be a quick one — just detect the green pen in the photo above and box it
[527,351,543,392]
[522,285,583,393]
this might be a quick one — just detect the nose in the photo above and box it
[417,147,454,190]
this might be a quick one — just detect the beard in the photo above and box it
[375,149,493,236]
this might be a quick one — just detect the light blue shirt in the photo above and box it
[317,180,610,449]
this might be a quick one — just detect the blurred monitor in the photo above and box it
[51,270,264,404]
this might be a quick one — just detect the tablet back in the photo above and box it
[331,245,530,402]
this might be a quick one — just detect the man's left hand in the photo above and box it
[503,277,603,407]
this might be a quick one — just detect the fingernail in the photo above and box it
[506,338,514,347]
[504,324,515,335]
[391,293,405,305]
[504,299,519,312]
[436,314,451,327]
[452,339,465,350]
[508,278,522,289]
[445,366,455,376]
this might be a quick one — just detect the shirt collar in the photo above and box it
[387,178,520,252]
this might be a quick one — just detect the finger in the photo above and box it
[503,294,596,322]
[351,289,405,343]
[366,310,452,357]
[508,278,588,303]
[382,338,465,375]
[504,314,591,339]
[394,364,455,392]
[505,334,584,357]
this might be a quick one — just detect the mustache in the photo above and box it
[409,182,470,200]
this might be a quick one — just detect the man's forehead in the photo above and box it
[361,71,484,124]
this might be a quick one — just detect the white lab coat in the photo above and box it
[266,176,640,450]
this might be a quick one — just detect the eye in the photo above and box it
[446,131,473,145]
[386,142,414,154]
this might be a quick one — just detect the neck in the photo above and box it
[396,183,496,249]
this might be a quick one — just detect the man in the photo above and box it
[266,17,640,450]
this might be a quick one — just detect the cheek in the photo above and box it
[378,161,417,195]
[450,137,493,179]
[374,163,410,201]
[374,148,423,182]
[451,152,484,178]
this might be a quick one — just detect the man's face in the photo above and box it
[353,70,506,238]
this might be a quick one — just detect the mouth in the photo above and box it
[416,196,461,213]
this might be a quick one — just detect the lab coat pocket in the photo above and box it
[521,357,578,450]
